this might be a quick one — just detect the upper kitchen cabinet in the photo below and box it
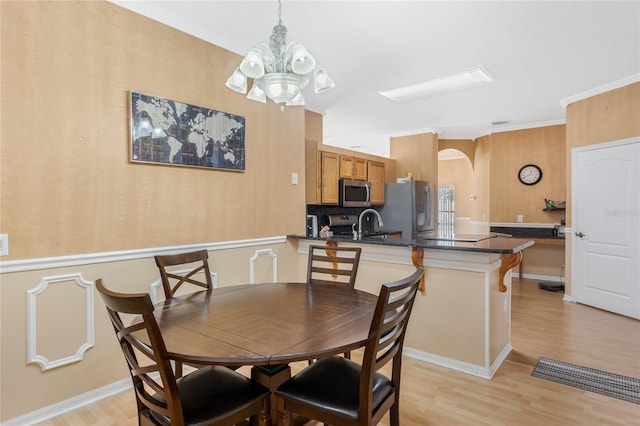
[339,155,367,180]
[305,140,339,205]
[368,160,385,205]
[320,152,340,204]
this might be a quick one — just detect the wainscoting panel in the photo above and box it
[26,273,95,371]
[249,249,278,284]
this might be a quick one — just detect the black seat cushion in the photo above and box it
[275,356,394,422]
[150,365,269,425]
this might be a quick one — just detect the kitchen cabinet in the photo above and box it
[305,140,340,205]
[339,155,367,180]
[320,151,340,204]
[367,160,385,205]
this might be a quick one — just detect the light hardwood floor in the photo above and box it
[37,278,640,425]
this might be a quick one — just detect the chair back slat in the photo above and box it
[155,249,213,300]
[307,245,362,289]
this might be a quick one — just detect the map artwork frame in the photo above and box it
[130,91,245,171]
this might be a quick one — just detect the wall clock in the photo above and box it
[518,164,542,185]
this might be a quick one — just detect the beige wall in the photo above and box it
[305,110,324,144]
[439,139,476,167]
[564,82,640,295]
[1,1,306,261]
[389,132,438,184]
[488,125,566,224]
[471,135,491,224]
[0,1,305,421]
[443,126,566,225]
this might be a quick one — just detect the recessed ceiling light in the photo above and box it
[379,67,495,101]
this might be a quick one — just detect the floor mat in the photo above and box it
[532,357,640,404]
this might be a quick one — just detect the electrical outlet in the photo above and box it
[0,234,8,256]
[291,172,298,185]
[517,215,523,223]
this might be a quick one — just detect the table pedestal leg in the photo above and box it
[251,364,291,423]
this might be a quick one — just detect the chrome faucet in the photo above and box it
[358,208,384,240]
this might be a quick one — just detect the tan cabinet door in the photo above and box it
[321,152,339,204]
[339,155,355,179]
[367,161,385,205]
[354,158,367,180]
[340,155,367,180]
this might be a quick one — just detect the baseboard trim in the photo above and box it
[404,343,512,380]
[514,272,563,283]
[2,378,132,426]
[0,236,287,273]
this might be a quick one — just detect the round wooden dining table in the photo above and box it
[152,282,379,419]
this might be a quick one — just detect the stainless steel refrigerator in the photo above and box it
[377,181,436,239]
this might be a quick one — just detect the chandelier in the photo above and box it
[225,0,335,107]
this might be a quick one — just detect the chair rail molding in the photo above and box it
[27,273,95,371]
[250,249,278,284]
[0,236,287,273]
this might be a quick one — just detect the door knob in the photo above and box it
[575,232,586,238]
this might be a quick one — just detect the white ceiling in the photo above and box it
[110,1,640,157]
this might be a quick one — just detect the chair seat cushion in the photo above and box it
[150,365,269,425]
[275,356,394,422]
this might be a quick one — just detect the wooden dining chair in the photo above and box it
[275,267,424,426]
[96,279,271,426]
[307,245,362,289]
[154,249,213,300]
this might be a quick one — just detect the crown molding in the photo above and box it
[560,74,640,108]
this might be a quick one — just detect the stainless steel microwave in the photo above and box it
[339,179,371,207]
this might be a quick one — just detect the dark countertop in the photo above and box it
[490,226,565,240]
[288,234,534,254]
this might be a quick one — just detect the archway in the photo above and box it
[438,149,474,234]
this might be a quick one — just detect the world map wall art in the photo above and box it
[130,91,245,171]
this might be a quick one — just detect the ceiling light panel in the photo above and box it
[380,67,495,101]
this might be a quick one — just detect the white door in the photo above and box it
[572,137,640,319]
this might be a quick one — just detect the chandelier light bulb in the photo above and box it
[290,44,316,75]
[225,67,248,94]
[314,67,335,93]
[247,82,267,103]
[286,92,305,106]
[240,48,265,79]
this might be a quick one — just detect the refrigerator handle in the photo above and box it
[424,185,432,228]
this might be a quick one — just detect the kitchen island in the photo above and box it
[288,234,534,379]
